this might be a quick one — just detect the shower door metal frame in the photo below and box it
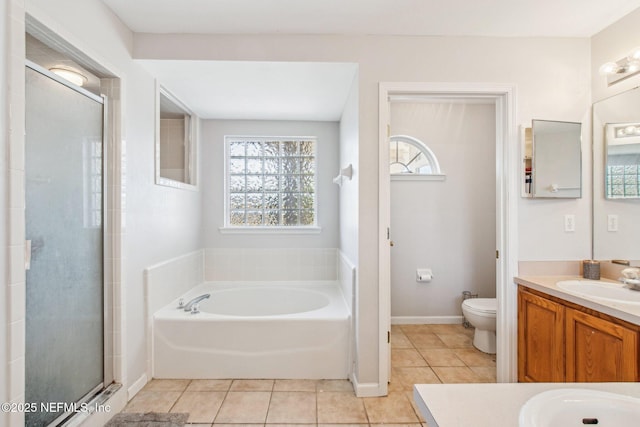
[25,59,113,425]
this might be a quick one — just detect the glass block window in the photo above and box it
[226,136,317,227]
[606,163,640,198]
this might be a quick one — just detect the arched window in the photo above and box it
[389,135,445,180]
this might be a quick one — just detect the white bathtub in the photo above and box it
[153,281,351,379]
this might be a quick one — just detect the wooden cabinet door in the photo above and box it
[566,308,639,382]
[518,288,565,382]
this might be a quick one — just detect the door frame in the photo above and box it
[378,82,519,392]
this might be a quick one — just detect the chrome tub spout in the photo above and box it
[182,294,211,312]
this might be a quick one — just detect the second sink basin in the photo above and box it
[519,388,640,427]
[556,280,640,305]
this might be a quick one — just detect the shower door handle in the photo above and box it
[25,240,32,270]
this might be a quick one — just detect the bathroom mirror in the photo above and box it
[527,119,582,198]
[604,122,640,199]
[593,86,640,261]
[155,85,198,189]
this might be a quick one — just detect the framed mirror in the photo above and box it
[593,86,640,262]
[528,119,582,198]
[155,85,198,189]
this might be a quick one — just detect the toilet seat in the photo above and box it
[462,298,496,314]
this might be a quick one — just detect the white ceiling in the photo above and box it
[105,0,640,121]
[140,60,358,121]
[103,0,640,37]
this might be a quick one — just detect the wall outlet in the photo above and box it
[564,214,575,232]
[607,214,619,232]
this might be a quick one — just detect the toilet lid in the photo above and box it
[463,298,497,313]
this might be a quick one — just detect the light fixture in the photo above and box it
[49,67,88,87]
[614,124,640,138]
[599,47,640,85]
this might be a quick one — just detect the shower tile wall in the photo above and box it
[205,248,337,281]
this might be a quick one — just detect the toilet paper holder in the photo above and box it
[416,269,433,282]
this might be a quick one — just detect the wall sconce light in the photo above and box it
[49,67,88,87]
[333,164,353,186]
[599,47,640,86]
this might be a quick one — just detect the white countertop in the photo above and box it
[515,275,640,326]
[414,382,640,427]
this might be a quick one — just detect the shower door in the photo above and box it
[25,63,105,426]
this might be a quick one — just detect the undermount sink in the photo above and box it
[556,280,640,305]
[519,388,640,427]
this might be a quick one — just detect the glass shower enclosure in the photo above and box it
[25,62,105,426]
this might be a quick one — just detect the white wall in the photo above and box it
[338,73,359,265]
[202,119,339,248]
[1,0,9,420]
[19,0,204,394]
[134,32,592,384]
[390,102,496,318]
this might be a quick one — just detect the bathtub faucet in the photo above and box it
[182,294,211,312]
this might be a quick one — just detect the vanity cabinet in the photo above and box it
[518,286,640,383]
[566,308,638,381]
[518,288,565,382]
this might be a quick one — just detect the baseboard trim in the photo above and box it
[127,373,148,401]
[391,315,463,325]
[349,372,386,397]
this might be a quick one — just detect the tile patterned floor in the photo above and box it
[122,324,495,426]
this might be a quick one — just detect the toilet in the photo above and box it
[461,298,497,354]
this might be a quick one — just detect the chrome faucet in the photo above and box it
[619,268,640,290]
[181,294,211,312]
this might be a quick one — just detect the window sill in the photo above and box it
[391,174,446,181]
[219,226,322,235]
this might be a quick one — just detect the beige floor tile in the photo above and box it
[371,425,423,427]
[273,379,318,392]
[185,424,212,427]
[186,379,232,391]
[230,379,274,391]
[432,367,483,383]
[266,392,317,423]
[405,332,446,349]
[454,348,496,367]
[317,391,368,423]
[427,324,467,335]
[215,391,271,423]
[363,392,420,423]
[434,333,473,349]
[391,331,414,349]
[316,379,354,392]
[418,348,465,367]
[213,424,263,427]
[399,324,434,334]
[170,391,225,423]
[318,425,369,427]
[469,366,497,382]
[143,378,191,392]
[392,367,441,391]
[392,349,428,367]
[122,390,182,413]
[267,425,318,427]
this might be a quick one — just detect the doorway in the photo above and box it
[25,62,106,426]
[389,100,497,323]
[378,83,519,393]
